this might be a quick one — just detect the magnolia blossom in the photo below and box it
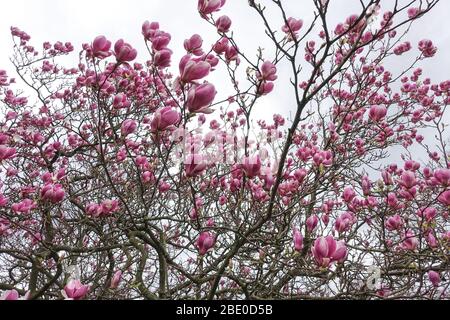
[311,236,348,268]
[428,270,441,287]
[62,279,90,300]
[241,155,262,178]
[196,231,215,255]
[110,270,123,289]
[179,55,210,83]
[185,154,207,177]
[150,107,180,132]
[114,39,137,62]
[91,35,111,59]
[216,15,232,32]
[0,289,19,300]
[186,83,217,114]
[293,228,303,252]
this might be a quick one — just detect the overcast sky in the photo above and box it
[0,0,449,164]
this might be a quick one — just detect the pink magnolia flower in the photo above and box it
[381,170,393,185]
[62,279,90,300]
[142,21,159,41]
[11,199,37,214]
[198,0,226,16]
[434,168,450,186]
[368,105,387,122]
[121,119,137,136]
[257,61,278,82]
[335,212,355,233]
[184,34,203,56]
[342,186,356,203]
[101,199,119,215]
[110,270,122,289]
[257,81,274,95]
[114,39,137,62]
[151,31,171,51]
[417,207,437,222]
[282,17,303,39]
[216,15,232,33]
[418,39,437,58]
[185,154,207,177]
[400,230,418,251]
[242,155,262,178]
[196,231,215,255]
[0,145,16,161]
[86,202,103,218]
[92,35,111,59]
[385,215,403,231]
[153,48,173,68]
[186,83,217,114]
[428,270,441,287]
[0,289,19,300]
[427,232,438,248]
[179,55,211,83]
[293,227,304,252]
[438,190,450,206]
[113,93,131,109]
[306,215,319,233]
[213,37,229,54]
[399,171,417,189]
[0,194,9,207]
[151,107,179,132]
[407,7,420,19]
[41,183,65,203]
[311,236,348,268]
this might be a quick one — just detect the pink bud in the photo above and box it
[213,37,229,54]
[62,279,89,300]
[186,83,217,114]
[368,105,387,122]
[185,154,207,177]
[293,228,304,252]
[399,171,416,189]
[151,107,180,132]
[257,81,274,95]
[179,55,211,83]
[153,48,173,68]
[335,212,355,233]
[342,186,356,203]
[306,215,319,233]
[438,190,450,206]
[0,289,19,300]
[385,215,403,231]
[216,15,232,33]
[428,270,441,287]
[110,270,122,289]
[434,168,450,186]
[0,145,16,161]
[40,183,65,203]
[242,155,262,178]
[121,119,137,136]
[196,231,215,255]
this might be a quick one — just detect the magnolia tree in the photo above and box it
[0,0,449,300]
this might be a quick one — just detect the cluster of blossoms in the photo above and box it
[0,0,448,300]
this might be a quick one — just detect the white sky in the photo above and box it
[0,0,449,146]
